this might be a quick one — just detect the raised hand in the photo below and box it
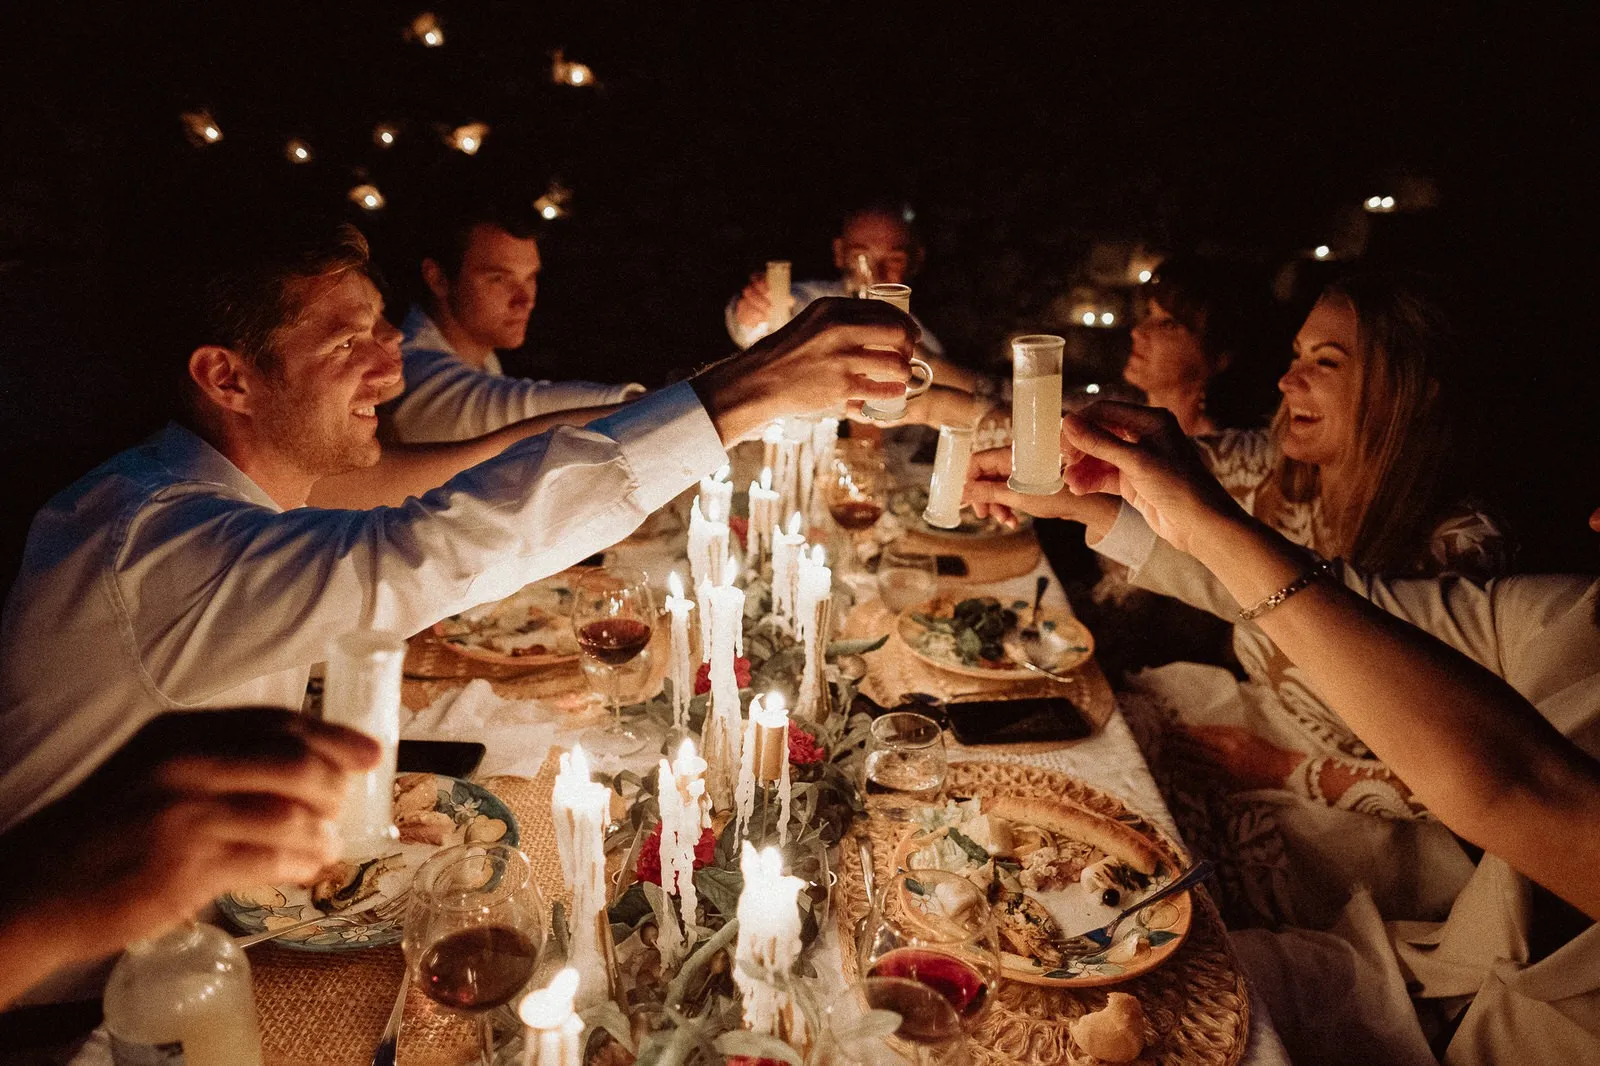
[733,272,773,329]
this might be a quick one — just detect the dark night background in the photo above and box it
[1,1,1596,591]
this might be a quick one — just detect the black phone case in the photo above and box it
[397,739,487,778]
[943,697,1092,745]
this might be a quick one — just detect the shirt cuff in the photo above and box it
[1089,501,1158,569]
[591,381,728,513]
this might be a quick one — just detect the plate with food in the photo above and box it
[893,795,1192,986]
[216,774,518,952]
[432,576,580,668]
[889,486,1033,540]
[895,595,1092,680]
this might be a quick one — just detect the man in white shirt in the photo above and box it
[387,195,643,443]
[0,210,916,834]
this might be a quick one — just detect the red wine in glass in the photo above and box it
[863,975,964,1045]
[829,498,885,530]
[418,926,540,1012]
[576,617,652,665]
[868,947,990,1021]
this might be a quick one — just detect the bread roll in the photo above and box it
[986,796,1161,874]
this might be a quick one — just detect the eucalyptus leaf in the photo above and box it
[581,1000,638,1054]
[946,827,991,864]
[827,634,888,656]
[608,880,652,928]
[693,865,744,918]
[713,1031,803,1066]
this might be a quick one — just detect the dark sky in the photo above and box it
[0,0,1595,569]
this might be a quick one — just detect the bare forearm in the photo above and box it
[309,404,624,508]
[0,909,77,1008]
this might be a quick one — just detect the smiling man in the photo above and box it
[0,207,917,839]
[387,196,643,443]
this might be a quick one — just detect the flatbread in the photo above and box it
[986,796,1161,875]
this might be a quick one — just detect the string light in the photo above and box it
[1081,311,1096,326]
[285,138,312,164]
[1313,244,1331,260]
[349,184,386,211]
[551,49,596,87]
[373,123,398,148]
[408,12,444,47]
[449,122,490,155]
[1138,269,1152,283]
[533,181,573,221]
[180,110,223,147]
[1100,311,1115,326]
[1364,195,1397,214]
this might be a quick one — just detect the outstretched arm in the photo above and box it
[1057,400,1600,918]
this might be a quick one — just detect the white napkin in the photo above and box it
[403,679,563,779]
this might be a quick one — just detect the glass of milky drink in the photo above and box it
[862,283,933,421]
[922,424,975,530]
[1007,334,1066,495]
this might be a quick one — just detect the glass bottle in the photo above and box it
[103,922,264,1066]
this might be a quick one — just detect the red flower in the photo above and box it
[635,822,717,886]
[693,656,751,695]
[788,727,826,766]
[728,515,750,544]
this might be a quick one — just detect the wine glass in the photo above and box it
[826,440,888,585]
[571,565,655,756]
[820,978,970,1065]
[404,844,547,1066]
[856,870,1001,1036]
[863,711,947,819]
[876,544,939,613]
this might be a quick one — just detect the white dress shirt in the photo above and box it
[387,307,645,443]
[0,383,727,831]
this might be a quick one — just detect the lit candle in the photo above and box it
[656,739,709,968]
[761,421,784,479]
[664,572,695,730]
[775,421,808,521]
[807,418,839,525]
[1008,334,1066,495]
[735,693,793,846]
[793,547,833,723]
[687,499,730,590]
[734,844,808,1044]
[765,260,793,336]
[700,578,747,812]
[552,746,614,1008]
[519,968,581,1066]
[699,464,733,525]
[746,468,779,569]
[923,424,975,529]
[769,513,806,627]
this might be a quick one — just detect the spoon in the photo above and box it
[1050,860,1215,958]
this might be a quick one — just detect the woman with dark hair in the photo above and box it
[1123,255,1283,434]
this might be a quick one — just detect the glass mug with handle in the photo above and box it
[861,283,933,422]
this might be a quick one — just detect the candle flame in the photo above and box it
[786,512,802,535]
[675,737,700,767]
[762,422,785,444]
[519,967,580,1028]
[668,571,685,600]
[567,744,591,780]
[811,545,827,568]
[715,463,731,483]
[759,467,772,491]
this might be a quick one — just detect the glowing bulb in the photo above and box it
[285,138,312,164]
[1366,196,1382,209]
[1381,195,1395,209]
[449,122,490,155]
[462,136,477,152]
[181,111,224,147]
[1314,245,1331,260]
[1081,311,1096,326]
[374,123,398,147]
[541,204,558,219]
[1086,383,1101,394]
[1100,311,1115,326]
[204,126,220,141]
[1138,269,1152,283]
[410,12,444,47]
[380,131,394,144]
[569,68,586,85]
[424,30,439,45]
[349,184,385,211]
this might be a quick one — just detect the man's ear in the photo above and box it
[831,237,848,273]
[421,258,450,307]
[188,346,254,416]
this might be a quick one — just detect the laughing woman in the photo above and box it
[970,269,1513,931]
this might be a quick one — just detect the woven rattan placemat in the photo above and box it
[251,763,566,1066]
[834,761,1250,1066]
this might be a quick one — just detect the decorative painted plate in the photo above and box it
[892,795,1192,987]
[432,576,580,668]
[217,774,519,952]
[894,595,1093,681]
[889,487,1033,540]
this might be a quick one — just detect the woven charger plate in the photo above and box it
[835,762,1249,1066]
[251,763,568,1066]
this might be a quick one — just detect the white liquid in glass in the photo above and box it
[923,428,974,529]
[1010,373,1064,490]
[322,631,405,860]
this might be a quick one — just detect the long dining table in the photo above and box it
[66,494,1291,1066]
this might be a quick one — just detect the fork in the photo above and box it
[1049,860,1215,958]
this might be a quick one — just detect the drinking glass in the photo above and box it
[571,565,656,756]
[1008,334,1065,495]
[863,712,946,817]
[856,870,1001,1035]
[819,978,970,1065]
[404,844,547,1066]
[876,545,939,613]
[825,440,888,585]
[862,284,934,422]
[921,425,974,530]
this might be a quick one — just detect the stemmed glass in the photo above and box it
[856,870,1001,1038]
[820,978,970,1065]
[571,565,655,756]
[404,844,547,1066]
[826,439,888,587]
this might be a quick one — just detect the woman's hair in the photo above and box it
[1144,256,1284,429]
[1274,269,1474,572]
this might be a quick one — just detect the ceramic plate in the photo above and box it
[889,487,1033,540]
[894,594,1093,681]
[432,576,580,669]
[891,796,1192,987]
[216,775,519,952]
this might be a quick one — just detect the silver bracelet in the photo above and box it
[1237,559,1336,622]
